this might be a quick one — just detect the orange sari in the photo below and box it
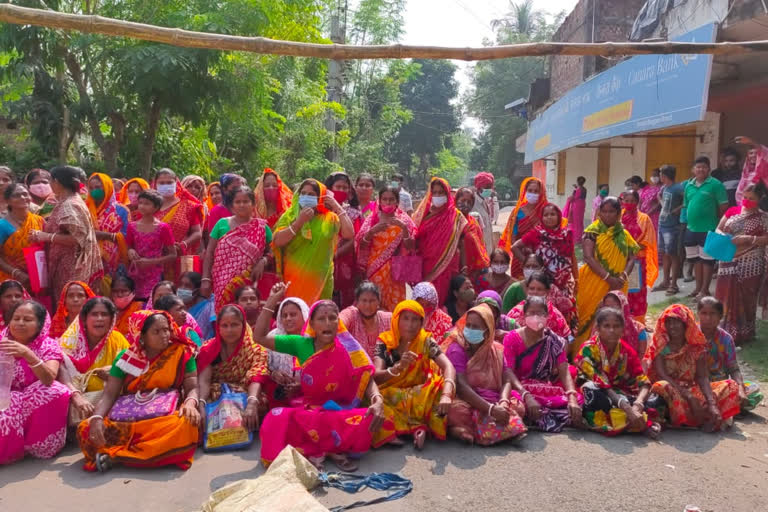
[86,173,128,278]
[0,212,44,282]
[114,301,144,336]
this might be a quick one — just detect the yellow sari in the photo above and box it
[0,212,44,282]
[372,300,446,447]
[574,220,640,353]
[59,318,129,392]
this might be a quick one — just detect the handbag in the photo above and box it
[67,368,103,427]
[109,388,180,422]
[23,244,49,294]
[203,384,253,452]
[704,230,736,262]
[391,254,422,283]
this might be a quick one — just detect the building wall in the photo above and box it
[649,0,728,39]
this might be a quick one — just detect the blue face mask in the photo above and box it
[480,189,493,199]
[463,327,486,345]
[298,194,318,209]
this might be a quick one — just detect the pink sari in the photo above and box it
[639,184,661,231]
[563,186,586,245]
[0,313,71,464]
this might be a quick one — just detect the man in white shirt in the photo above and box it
[472,172,498,253]
[391,174,413,215]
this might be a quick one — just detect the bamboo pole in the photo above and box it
[2,4,768,60]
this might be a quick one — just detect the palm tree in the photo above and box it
[491,0,545,37]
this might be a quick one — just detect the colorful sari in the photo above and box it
[413,178,468,304]
[715,209,768,344]
[116,178,149,221]
[197,306,269,400]
[574,219,640,350]
[576,335,652,435]
[445,304,527,444]
[589,291,643,353]
[274,180,340,305]
[411,282,453,342]
[77,310,199,471]
[153,179,204,255]
[0,312,71,464]
[563,186,586,245]
[639,184,662,230]
[86,173,129,279]
[520,203,577,326]
[508,300,571,341]
[334,203,362,309]
[45,194,103,302]
[254,168,293,230]
[114,300,144,336]
[645,305,740,430]
[59,316,129,392]
[205,182,220,212]
[259,302,377,465]
[181,175,209,228]
[461,214,490,275]
[49,281,97,338]
[500,177,549,278]
[0,211,44,282]
[356,205,417,311]
[621,206,658,321]
[503,328,581,432]
[705,326,763,412]
[372,300,448,446]
[212,217,268,311]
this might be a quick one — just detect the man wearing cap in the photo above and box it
[472,172,499,253]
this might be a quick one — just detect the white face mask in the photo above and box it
[650,176,660,184]
[156,183,176,197]
[525,192,540,204]
[491,264,508,275]
[432,196,448,208]
[523,268,537,280]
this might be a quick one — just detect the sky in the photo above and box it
[401,0,579,130]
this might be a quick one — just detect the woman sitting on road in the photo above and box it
[263,296,309,409]
[339,281,393,359]
[111,275,144,336]
[0,279,29,331]
[444,274,476,324]
[507,271,571,342]
[475,290,516,341]
[50,281,96,338]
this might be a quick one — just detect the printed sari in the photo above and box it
[116,178,149,221]
[705,326,763,412]
[445,304,527,444]
[339,306,392,359]
[461,214,490,275]
[413,178,468,304]
[114,300,144,336]
[356,205,417,311]
[212,217,268,311]
[563,186,586,244]
[77,310,199,471]
[153,179,204,258]
[508,300,571,341]
[412,282,454,342]
[334,203,362,309]
[59,316,129,392]
[500,177,549,278]
[0,211,44,282]
[504,328,581,432]
[259,302,377,465]
[645,305,740,430]
[372,300,448,447]
[86,173,129,279]
[49,281,97,339]
[254,168,293,230]
[621,206,658,321]
[274,180,340,305]
[0,312,71,464]
[639,184,662,230]
[574,219,640,350]
[520,203,577,326]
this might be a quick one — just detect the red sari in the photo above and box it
[253,168,293,230]
[621,206,658,321]
[211,218,268,311]
[461,214,490,274]
[499,177,549,278]
[153,180,203,253]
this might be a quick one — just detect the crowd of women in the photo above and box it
[0,164,761,473]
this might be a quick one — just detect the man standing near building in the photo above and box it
[653,165,685,295]
[391,173,413,216]
[711,147,741,207]
[472,172,499,253]
[681,156,729,299]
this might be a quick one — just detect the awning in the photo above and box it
[524,22,717,164]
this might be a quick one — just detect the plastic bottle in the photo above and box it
[0,350,14,411]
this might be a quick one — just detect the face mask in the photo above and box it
[457,288,475,304]
[742,198,759,210]
[623,203,638,212]
[156,183,176,197]
[113,293,135,310]
[480,189,493,199]
[525,314,546,331]
[599,189,609,197]
[390,181,400,188]
[650,176,660,184]
[29,183,52,198]
[298,194,318,209]
[127,192,139,205]
[491,264,508,275]
[525,192,540,204]
[432,196,448,208]
[89,189,105,202]
[463,327,486,345]
[177,288,195,302]
[263,188,279,201]
[380,204,397,214]
[523,268,537,280]
[332,190,348,204]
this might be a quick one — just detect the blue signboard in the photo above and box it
[524,23,716,164]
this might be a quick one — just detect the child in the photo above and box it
[126,190,177,300]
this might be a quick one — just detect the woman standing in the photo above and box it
[273,179,354,305]
[201,186,270,310]
[181,175,209,231]
[0,184,44,286]
[634,172,662,232]
[499,177,548,279]
[574,197,639,349]
[445,304,527,445]
[0,165,15,216]
[714,182,768,344]
[86,173,129,284]
[355,173,377,220]
[619,191,658,323]
[339,281,393,359]
[207,174,245,232]
[412,281,453,343]
[0,301,71,464]
[645,305,740,431]
[24,169,56,218]
[372,300,456,449]
[356,185,416,311]
[152,168,203,264]
[414,177,468,304]
[253,168,293,230]
[50,281,96,338]
[455,187,491,282]
[512,203,578,328]
[116,177,149,221]
[563,176,587,245]
[76,310,200,472]
[206,182,223,212]
[325,172,362,309]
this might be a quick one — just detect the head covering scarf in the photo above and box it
[500,177,549,253]
[219,173,239,190]
[274,297,310,335]
[473,172,494,189]
[412,282,439,308]
[378,300,427,351]
[477,290,504,317]
[85,172,128,271]
[590,291,640,350]
[180,175,207,203]
[253,168,293,228]
[205,182,220,211]
[446,303,496,350]
[520,203,573,286]
[50,281,97,338]
[115,309,196,377]
[116,177,150,205]
[644,304,707,371]
[196,304,268,378]
[59,305,128,378]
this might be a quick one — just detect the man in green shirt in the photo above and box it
[681,156,729,298]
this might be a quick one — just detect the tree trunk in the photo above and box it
[139,97,162,180]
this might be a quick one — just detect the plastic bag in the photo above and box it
[203,384,253,452]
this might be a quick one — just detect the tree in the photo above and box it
[491,0,546,36]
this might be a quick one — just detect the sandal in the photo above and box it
[413,427,427,451]
[328,453,359,472]
[652,283,670,292]
[666,285,680,296]
[95,453,113,473]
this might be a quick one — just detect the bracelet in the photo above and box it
[387,367,401,377]
[247,395,260,403]
[71,389,83,396]
[111,233,117,242]
[520,390,532,401]
[289,225,297,236]
[602,272,610,281]
[497,398,510,405]
[370,393,383,403]
[488,403,495,417]
[88,415,104,423]
[262,306,276,314]
[632,401,645,410]
[565,390,578,397]
[617,397,629,409]
[11,269,20,278]
[50,233,57,244]
[183,396,199,407]
[200,399,207,406]
[29,359,44,368]
[201,277,212,283]
[443,379,456,393]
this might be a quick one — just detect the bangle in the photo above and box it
[633,401,645,410]
[617,397,629,409]
[602,272,610,281]
[88,415,104,423]
[201,277,212,283]
[370,393,383,403]
[183,396,199,407]
[11,269,20,278]
[387,367,401,377]
[29,359,44,368]
[498,398,510,405]
[50,233,57,244]
[443,379,456,393]
[565,390,578,397]
[520,390,532,402]
[200,399,207,406]
[71,389,83,396]
[262,306,275,314]
[247,395,260,403]
[289,225,297,236]
[488,403,494,416]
